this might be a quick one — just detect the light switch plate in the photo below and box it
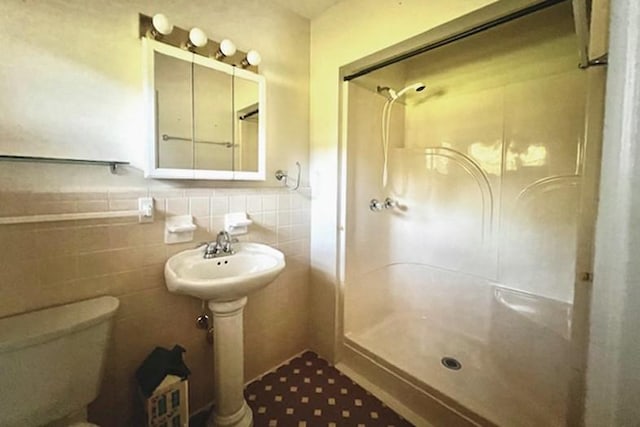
[138,197,154,223]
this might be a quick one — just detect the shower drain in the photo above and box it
[441,357,462,371]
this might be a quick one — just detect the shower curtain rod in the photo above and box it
[343,0,568,82]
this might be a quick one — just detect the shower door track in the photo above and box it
[343,0,567,82]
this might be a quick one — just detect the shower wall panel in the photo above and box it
[344,82,405,335]
[397,87,503,278]
[499,71,586,302]
[400,68,586,302]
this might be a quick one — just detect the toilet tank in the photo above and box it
[0,296,119,427]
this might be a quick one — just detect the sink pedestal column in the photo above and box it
[207,297,253,427]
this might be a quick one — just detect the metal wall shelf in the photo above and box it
[0,154,129,174]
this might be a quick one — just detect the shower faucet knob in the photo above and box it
[369,199,384,212]
[370,197,399,212]
[383,197,398,209]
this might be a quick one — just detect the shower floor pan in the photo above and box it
[345,305,569,427]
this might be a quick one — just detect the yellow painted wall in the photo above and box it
[0,0,309,190]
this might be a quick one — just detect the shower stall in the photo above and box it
[337,1,605,426]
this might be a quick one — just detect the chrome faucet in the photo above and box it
[216,231,233,254]
[201,231,235,259]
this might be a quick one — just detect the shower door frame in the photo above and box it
[334,0,602,425]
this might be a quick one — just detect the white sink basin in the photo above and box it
[164,242,286,301]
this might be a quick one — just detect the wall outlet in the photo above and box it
[138,197,154,223]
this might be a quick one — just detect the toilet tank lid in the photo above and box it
[0,296,119,353]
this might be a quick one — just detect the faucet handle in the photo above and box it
[215,230,236,253]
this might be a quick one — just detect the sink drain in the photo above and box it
[441,357,462,370]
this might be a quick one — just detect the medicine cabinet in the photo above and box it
[143,38,266,180]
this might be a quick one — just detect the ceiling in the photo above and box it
[270,0,344,19]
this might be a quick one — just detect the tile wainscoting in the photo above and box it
[0,187,311,426]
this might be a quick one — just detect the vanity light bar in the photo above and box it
[138,13,260,72]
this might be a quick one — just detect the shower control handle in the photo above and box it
[369,199,384,212]
[370,197,398,212]
[383,197,398,209]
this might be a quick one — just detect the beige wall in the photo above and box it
[0,187,310,425]
[309,0,499,359]
[0,0,309,190]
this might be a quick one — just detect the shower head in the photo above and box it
[393,82,426,99]
[377,82,426,101]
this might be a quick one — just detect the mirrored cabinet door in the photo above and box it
[234,71,260,173]
[193,62,233,171]
[155,51,193,170]
[143,38,266,180]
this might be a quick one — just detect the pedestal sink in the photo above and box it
[165,242,286,427]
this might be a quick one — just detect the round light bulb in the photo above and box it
[219,39,237,57]
[151,13,173,36]
[188,27,208,48]
[246,50,261,66]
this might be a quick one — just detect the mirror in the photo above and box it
[143,38,266,180]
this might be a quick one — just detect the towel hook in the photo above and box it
[275,161,301,191]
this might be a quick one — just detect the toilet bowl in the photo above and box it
[0,296,119,427]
